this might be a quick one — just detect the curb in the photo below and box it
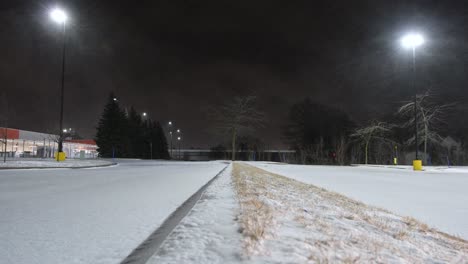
[120,163,230,264]
[0,162,117,170]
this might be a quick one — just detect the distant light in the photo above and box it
[168,121,172,125]
[113,97,117,101]
[142,112,147,116]
[177,129,180,133]
[400,33,425,49]
[63,129,67,133]
[50,8,68,24]
[177,137,181,140]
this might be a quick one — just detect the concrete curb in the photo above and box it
[350,164,410,170]
[120,163,230,264]
[0,162,117,170]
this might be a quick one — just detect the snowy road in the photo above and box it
[250,162,468,239]
[0,160,228,264]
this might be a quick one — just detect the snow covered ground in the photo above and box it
[0,158,114,168]
[147,162,467,263]
[249,162,468,239]
[0,160,227,264]
[148,164,243,264]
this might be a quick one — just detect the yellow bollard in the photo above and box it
[54,152,67,161]
[413,160,422,171]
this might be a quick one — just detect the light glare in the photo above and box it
[400,33,424,49]
[50,8,68,24]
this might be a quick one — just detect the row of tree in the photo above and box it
[95,93,169,159]
[281,91,464,165]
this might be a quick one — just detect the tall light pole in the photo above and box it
[50,8,68,161]
[142,112,152,159]
[176,129,181,160]
[168,121,173,158]
[177,136,181,160]
[401,33,425,170]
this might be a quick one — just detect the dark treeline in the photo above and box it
[95,93,169,159]
[283,93,466,166]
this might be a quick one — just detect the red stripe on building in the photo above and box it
[64,139,96,145]
[0,128,20,139]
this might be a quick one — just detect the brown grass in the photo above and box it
[231,162,468,261]
[232,162,275,254]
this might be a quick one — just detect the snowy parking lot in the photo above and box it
[1,160,466,263]
[0,158,114,169]
[0,160,227,264]
[250,162,468,239]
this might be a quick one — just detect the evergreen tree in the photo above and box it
[149,121,170,159]
[95,93,130,158]
[127,107,145,158]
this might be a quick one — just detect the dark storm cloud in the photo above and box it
[1,0,468,147]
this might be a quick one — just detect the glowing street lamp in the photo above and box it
[50,8,68,24]
[142,112,147,117]
[49,7,69,161]
[400,33,424,50]
[400,32,425,170]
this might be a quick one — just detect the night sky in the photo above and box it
[1,0,468,148]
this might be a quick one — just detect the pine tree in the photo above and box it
[95,93,130,158]
[127,107,145,158]
[150,121,169,159]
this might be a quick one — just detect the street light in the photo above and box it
[49,7,68,161]
[168,121,173,158]
[50,8,68,24]
[177,136,181,160]
[400,32,425,170]
[141,113,152,159]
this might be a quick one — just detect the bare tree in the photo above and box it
[334,135,348,165]
[398,91,453,163]
[351,121,393,164]
[209,96,264,161]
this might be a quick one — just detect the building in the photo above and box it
[0,127,98,159]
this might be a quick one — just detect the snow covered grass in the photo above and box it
[0,158,114,168]
[232,162,275,255]
[232,162,467,263]
[251,162,468,239]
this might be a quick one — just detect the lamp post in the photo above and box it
[400,33,424,170]
[168,121,173,158]
[142,112,152,159]
[50,8,68,161]
[177,136,181,160]
[176,129,181,160]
